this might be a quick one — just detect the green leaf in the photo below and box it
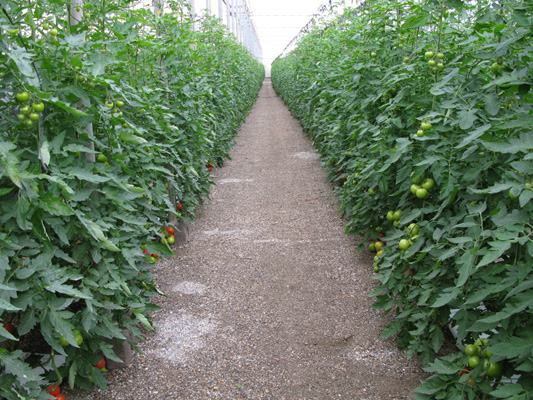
[0,298,22,312]
[0,142,21,188]
[75,212,120,252]
[49,97,90,117]
[431,287,460,308]
[119,131,148,145]
[490,384,525,399]
[458,109,478,130]
[379,320,403,339]
[68,359,78,389]
[414,375,446,395]
[39,195,74,216]
[456,124,491,148]
[40,141,50,167]
[486,334,533,359]
[0,350,43,382]
[61,144,98,154]
[67,167,110,183]
[7,45,39,86]
[45,283,92,299]
[133,309,154,330]
[476,241,512,268]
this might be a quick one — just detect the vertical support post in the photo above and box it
[218,0,223,21]
[190,0,197,30]
[226,0,231,30]
[232,0,238,40]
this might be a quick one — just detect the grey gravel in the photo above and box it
[65,79,425,399]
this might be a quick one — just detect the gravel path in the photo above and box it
[68,79,425,399]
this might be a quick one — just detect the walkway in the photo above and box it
[77,79,424,399]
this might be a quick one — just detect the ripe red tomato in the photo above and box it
[378,233,385,238]
[459,366,470,377]
[3,323,16,335]
[46,384,60,396]
[94,358,105,369]
[152,253,159,259]
[166,227,175,234]
[177,203,184,211]
[142,249,150,255]
[55,394,66,400]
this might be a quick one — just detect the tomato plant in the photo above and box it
[272,0,533,398]
[0,0,263,397]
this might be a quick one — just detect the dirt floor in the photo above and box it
[68,79,426,399]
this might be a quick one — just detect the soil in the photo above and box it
[66,79,426,399]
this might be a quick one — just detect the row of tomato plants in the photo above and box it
[0,0,264,398]
[272,0,532,398]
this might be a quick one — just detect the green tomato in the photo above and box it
[437,52,444,59]
[421,122,432,131]
[386,211,395,221]
[410,184,420,194]
[16,92,29,102]
[42,22,50,30]
[73,329,83,346]
[509,189,519,201]
[368,243,376,252]
[465,344,478,356]
[368,188,375,195]
[422,178,435,191]
[59,335,69,347]
[167,236,175,245]
[371,52,377,57]
[160,237,167,245]
[491,62,502,76]
[416,129,424,137]
[425,51,434,58]
[428,59,436,67]
[393,221,400,228]
[116,100,124,107]
[29,112,39,121]
[49,28,58,36]
[468,355,480,368]
[20,105,30,114]
[411,172,424,184]
[437,62,444,69]
[486,362,502,378]
[416,188,429,199]
[97,153,107,163]
[399,239,411,250]
[105,101,114,108]
[32,102,45,112]
[373,264,380,272]
[393,210,402,221]
[407,223,419,236]
[149,256,157,264]
[17,114,25,121]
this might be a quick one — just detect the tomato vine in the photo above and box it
[272,0,532,398]
[0,0,263,397]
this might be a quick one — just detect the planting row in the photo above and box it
[272,0,532,398]
[0,0,264,398]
